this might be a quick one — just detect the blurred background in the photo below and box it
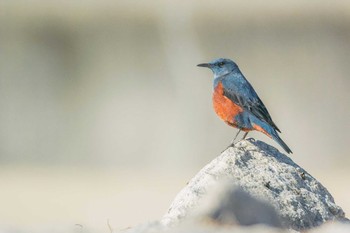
[0,0,349,232]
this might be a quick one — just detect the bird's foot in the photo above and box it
[222,141,235,153]
[222,130,249,152]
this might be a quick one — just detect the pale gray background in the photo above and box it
[0,1,349,232]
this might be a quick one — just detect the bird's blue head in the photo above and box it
[197,58,238,77]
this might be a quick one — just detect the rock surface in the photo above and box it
[161,139,347,231]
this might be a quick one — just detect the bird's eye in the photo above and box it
[218,62,225,67]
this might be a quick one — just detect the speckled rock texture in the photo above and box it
[161,139,347,231]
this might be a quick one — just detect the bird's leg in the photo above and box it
[242,132,249,140]
[223,129,245,152]
[226,129,241,149]
[232,129,242,144]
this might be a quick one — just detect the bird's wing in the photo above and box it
[221,76,281,133]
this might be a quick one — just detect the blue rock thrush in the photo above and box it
[197,58,292,154]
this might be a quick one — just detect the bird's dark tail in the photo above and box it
[271,133,293,154]
[251,118,292,154]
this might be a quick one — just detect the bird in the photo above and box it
[197,58,292,154]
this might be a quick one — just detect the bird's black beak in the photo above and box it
[197,63,211,68]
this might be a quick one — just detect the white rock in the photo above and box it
[161,139,347,231]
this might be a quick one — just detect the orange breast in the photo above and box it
[212,82,243,127]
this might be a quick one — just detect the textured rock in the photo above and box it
[161,139,347,231]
